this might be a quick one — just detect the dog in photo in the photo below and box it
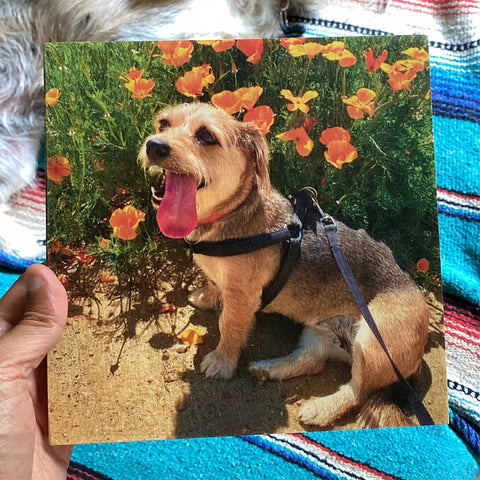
[138,102,430,428]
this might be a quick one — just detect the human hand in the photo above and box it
[0,264,72,480]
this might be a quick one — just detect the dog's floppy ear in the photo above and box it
[237,121,271,193]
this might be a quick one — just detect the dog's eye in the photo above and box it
[195,127,218,146]
[157,118,170,131]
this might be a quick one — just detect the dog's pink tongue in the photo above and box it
[156,172,198,238]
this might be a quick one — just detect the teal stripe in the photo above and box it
[433,116,480,193]
[71,437,319,480]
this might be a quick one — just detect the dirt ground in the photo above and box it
[48,268,449,445]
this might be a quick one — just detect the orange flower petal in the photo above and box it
[243,105,275,135]
[179,325,204,346]
[47,155,71,182]
[416,258,430,273]
[109,205,145,240]
[45,88,60,107]
[125,78,155,99]
[157,40,194,67]
[176,64,215,98]
[236,86,263,110]
[211,90,243,115]
[198,39,235,52]
[319,127,351,146]
[277,127,313,156]
[125,67,144,80]
[324,141,358,169]
[237,39,264,64]
[363,48,388,72]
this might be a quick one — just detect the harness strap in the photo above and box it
[260,192,310,308]
[316,204,435,426]
[188,227,293,257]
[187,193,309,308]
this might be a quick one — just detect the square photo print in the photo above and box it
[45,36,448,444]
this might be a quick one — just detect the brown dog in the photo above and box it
[138,102,430,427]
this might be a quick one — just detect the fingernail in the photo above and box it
[25,272,45,292]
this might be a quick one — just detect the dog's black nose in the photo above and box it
[146,139,171,159]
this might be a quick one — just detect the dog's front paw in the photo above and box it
[298,398,333,427]
[200,350,237,379]
[188,284,221,310]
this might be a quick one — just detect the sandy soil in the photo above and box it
[48,266,448,445]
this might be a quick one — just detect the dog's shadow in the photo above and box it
[173,310,353,438]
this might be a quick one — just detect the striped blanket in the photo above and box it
[0,0,479,478]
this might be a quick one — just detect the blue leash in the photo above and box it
[309,191,435,426]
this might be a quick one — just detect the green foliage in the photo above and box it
[45,36,440,296]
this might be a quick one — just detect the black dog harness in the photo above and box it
[186,189,434,426]
[187,190,309,309]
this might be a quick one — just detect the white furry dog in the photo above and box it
[0,0,285,259]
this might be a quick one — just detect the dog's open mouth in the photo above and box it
[152,170,205,239]
[151,170,205,207]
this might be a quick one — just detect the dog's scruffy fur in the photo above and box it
[138,102,430,428]
[0,0,283,257]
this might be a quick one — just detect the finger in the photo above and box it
[0,275,27,338]
[0,264,68,378]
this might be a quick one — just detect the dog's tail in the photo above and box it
[355,391,417,429]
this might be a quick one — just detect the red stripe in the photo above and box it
[349,0,480,15]
[12,201,45,213]
[437,187,480,202]
[445,320,480,344]
[445,311,480,330]
[18,194,45,206]
[445,318,480,341]
[444,303,480,326]
[446,334,480,358]
[293,434,401,480]
[67,468,102,480]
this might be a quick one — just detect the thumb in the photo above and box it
[0,264,68,378]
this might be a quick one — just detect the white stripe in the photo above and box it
[296,4,480,45]
[437,191,480,211]
[270,434,390,480]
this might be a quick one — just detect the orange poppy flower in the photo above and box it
[179,325,204,346]
[319,127,358,169]
[416,258,430,273]
[125,77,155,99]
[287,41,324,59]
[211,86,263,114]
[381,63,418,92]
[402,47,429,63]
[98,237,109,249]
[363,48,388,72]
[197,39,235,52]
[277,127,314,156]
[211,90,242,115]
[125,67,144,80]
[243,105,275,134]
[237,39,264,64]
[45,88,60,107]
[175,64,215,98]
[157,40,194,67]
[281,89,318,113]
[100,272,117,283]
[324,140,358,169]
[109,205,145,240]
[47,155,71,182]
[279,37,306,53]
[235,86,263,110]
[319,126,351,146]
[342,88,376,119]
[322,41,357,67]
